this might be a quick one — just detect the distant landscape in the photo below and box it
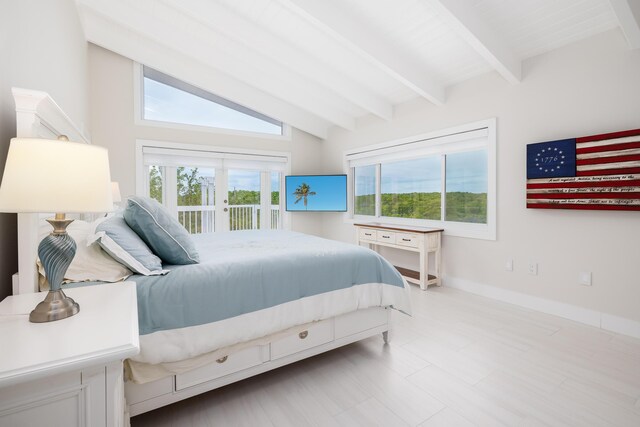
[150,167,486,225]
[149,166,279,206]
[355,192,487,223]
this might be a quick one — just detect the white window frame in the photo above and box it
[135,139,291,231]
[133,63,292,140]
[344,118,496,240]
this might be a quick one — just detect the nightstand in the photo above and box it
[0,282,139,427]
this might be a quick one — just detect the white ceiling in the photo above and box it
[75,0,639,139]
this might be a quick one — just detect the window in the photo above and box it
[137,141,290,234]
[354,165,376,216]
[346,120,496,240]
[381,157,441,220]
[445,150,487,223]
[141,66,283,136]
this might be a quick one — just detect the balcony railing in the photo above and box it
[177,205,280,234]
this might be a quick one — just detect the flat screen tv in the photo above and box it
[285,174,347,212]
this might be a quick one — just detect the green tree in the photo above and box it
[292,183,316,210]
[228,189,260,205]
[177,167,203,206]
[149,166,163,203]
[175,167,208,234]
[355,191,487,223]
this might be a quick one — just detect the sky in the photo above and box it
[285,175,347,211]
[144,78,282,135]
[355,150,488,195]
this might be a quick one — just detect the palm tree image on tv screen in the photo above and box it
[286,175,347,212]
[293,183,316,210]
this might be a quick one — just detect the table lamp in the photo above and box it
[0,137,113,322]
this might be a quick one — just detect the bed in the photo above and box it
[57,226,411,416]
[13,87,412,418]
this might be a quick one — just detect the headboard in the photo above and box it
[12,87,90,295]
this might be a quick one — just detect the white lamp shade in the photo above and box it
[111,182,122,203]
[0,138,113,213]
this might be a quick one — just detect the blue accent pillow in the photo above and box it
[123,196,199,265]
[89,216,168,276]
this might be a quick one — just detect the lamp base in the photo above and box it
[29,289,80,323]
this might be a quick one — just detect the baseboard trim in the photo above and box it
[444,276,640,339]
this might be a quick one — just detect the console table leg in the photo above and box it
[419,250,427,291]
[435,246,442,286]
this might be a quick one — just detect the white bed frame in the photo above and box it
[13,88,392,417]
[126,309,391,416]
[12,87,90,296]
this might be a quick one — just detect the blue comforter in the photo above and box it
[71,230,405,335]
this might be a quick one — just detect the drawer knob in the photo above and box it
[382,235,390,239]
[365,233,372,236]
[216,356,228,364]
[298,330,309,339]
[402,238,411,242]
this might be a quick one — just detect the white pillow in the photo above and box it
[38,218,132,284]
[87,216,169,276]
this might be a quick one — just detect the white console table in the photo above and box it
[355,223,443,290]
[0,282,139,427]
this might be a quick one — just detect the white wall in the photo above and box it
[0,0,89,298]
[321,30,640,323]
[88,44,324,235]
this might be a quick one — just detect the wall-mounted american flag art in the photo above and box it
[526,128,640,211]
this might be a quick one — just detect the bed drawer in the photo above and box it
[376,230,396,244]
[395,232,419,248]
[271,320,334,360]
[175,345,267,391]
[335,308,389,339]
[359,228,377,242]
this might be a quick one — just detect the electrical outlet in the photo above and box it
[505,259,513,272]
[528,262,538,275]
[579,272,592,286]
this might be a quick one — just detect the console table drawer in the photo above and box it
[359,228,377,242]
[395,233,419,248]
[376,230,396,243]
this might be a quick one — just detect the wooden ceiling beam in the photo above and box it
[164,0,393,120]
[161,0,394,121]
[278,0,446,105]
[609,0,640,49]
[430,0,522,84]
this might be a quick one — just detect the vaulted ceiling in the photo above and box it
[75,0,640,139]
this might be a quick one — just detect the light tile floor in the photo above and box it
[131,286,640,426]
